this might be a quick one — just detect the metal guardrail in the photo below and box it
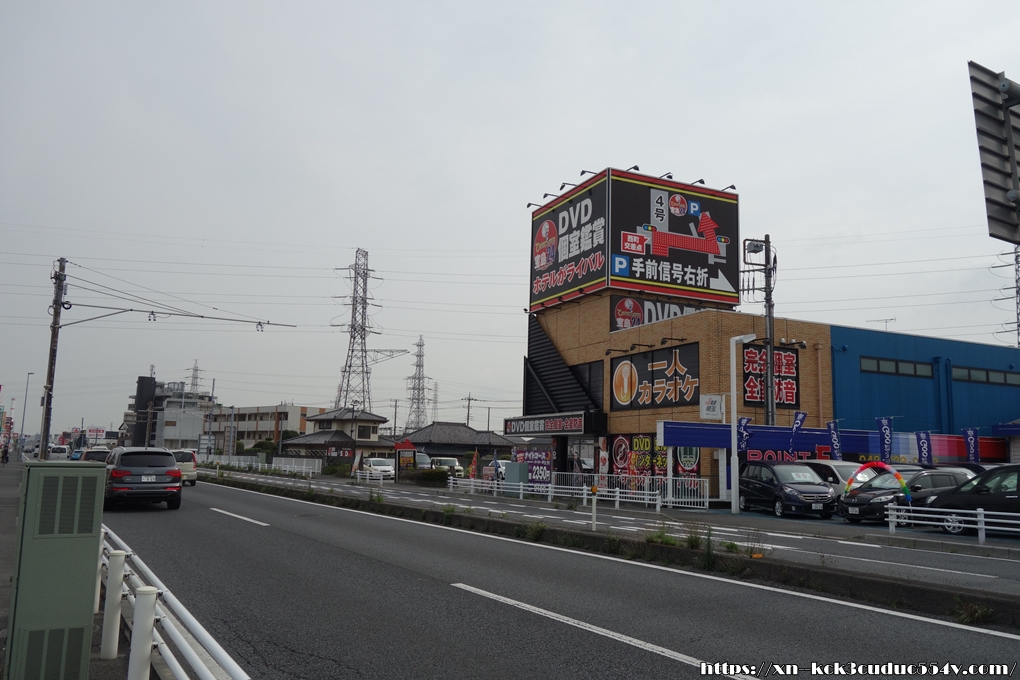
[99,525,250,680]
[885,504,1020,545]
[353,470,391,483]
[448,474,709,511]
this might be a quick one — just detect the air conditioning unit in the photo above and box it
[4,462,105,680]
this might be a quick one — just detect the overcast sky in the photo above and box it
[2,2,1019,436]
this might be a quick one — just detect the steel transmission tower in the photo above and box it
[189,360,201,394]
[404,336,428,432]
[336,249,373,412]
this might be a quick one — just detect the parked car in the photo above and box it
[926,464,1020,535]
[104,447,182,510]
[363,458,395,479]
[431,457,464,478]
[171,450,199,486]
[936,462,1005,475]
[83,448,111,463]
[70,449,84,460]
[415,453,432,470]
[837,468,975,523]
[739,462,837,518]
[800,461,880,490]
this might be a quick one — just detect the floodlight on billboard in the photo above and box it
[969,61,1020,244]
[529,169,740,311]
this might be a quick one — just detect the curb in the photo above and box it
[864,533,1020,561]
[202,474,1020,630]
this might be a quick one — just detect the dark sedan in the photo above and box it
[104,447,183,510]
[838,468,973,523]
[926,464,1020,535]
[739,462,837,518]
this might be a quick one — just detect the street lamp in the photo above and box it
[19,372,33,456]
[730,333,756,514]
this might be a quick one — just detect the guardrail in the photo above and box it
[272,457,322,474]
[885,505,1020,545]
[100,525,250,680]
[353,470,391,483]
[448,474,709,511]
[197,454,258,467]
[198,461,316,479]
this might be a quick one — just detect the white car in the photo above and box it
[364,458,395,479]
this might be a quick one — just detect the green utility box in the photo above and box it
[4,462,106,680]
[502,462,528,496]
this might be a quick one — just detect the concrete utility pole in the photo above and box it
[19,372,33,454]
[463,393,478,426]
[390,399,399,436]
[431,382,439,424]
[144,402,154,448]
[763,235,776,427]
[38,258,67,460]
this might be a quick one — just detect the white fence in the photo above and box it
[197,454,258,467]
[886,505,1020,545]
[100,525,250,680]
[449,473,709,511]
[273,457,322,474]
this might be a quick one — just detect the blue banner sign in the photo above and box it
[789,411,808,453]
[962,428,979,464]
[737,417,752,452]
[876,417,893,464]
[915,431,932,467]
[826,421,842,461]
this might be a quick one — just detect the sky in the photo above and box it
[1,1,1019,437]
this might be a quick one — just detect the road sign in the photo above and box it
[590,485,598,494]
[969,61,1020,244]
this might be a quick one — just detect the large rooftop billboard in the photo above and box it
[529,169,739,311]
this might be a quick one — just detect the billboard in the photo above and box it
[609,293,704,333]
[609,343,700,411]
[742,345,800,409]
[607,170,739,304]
[530,172,609,309]
[968,61,1020,245]
[529,169,739,311]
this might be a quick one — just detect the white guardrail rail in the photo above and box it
[448,473,709,510]
[885,504,1020,545]
[99,525,250,680]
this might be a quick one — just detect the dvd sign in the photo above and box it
[530,173,609,309]
[609,294,703,332]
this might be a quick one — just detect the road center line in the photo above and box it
[451,583,755,679]
[209,507,269,526]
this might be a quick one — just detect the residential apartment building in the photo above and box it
[207,404,327,451]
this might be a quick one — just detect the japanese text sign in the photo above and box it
[610,343,700,411]
[742,346,800,409]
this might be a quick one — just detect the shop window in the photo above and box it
[989,371,1005,384]
[915,363,933,377]
[969,369,987,382]
[1009,374,1020,386]
[952,367,969,380]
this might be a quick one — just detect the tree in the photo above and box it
[235,439,245,454]
[250,438,277,454]
[281,430,300,440]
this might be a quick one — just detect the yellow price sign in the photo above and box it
[591,485,598,494]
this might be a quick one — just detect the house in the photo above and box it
[281,407,394,461]
[405,421,514,460]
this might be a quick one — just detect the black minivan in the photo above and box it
[739,462,837,518]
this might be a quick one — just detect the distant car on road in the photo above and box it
[363,458,395,480]
[70,449,84,460]
[431,457,464,478]
[48,445,69,458]
[838,468,975,524]
[172,450,199,486]
[739,462,837,519]
[83,448,111,463]
[104,447,183,511]
[926,464,1020,535]
[415,453,431,470]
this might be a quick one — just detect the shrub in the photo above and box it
[323,463,352,477]
[404,469,448,487]
[645,523,678,546]
[525,521,547,542]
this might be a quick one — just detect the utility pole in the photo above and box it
[390,399,399,437]
[431,382,439,424]
[486,407,491,432]
[19,372,33,455]
[763,235,776,426]
[463,393,478,426]
[38,257,67,460]
[144,402,154,448]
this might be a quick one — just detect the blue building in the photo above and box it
[830,325,1020,437]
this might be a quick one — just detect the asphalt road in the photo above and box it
[210,471,1020,596]
[102,482,1020,680]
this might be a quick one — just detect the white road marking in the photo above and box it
[452,583,755,679]
[562,519,587,524]
[206,484,1020,642]
[838,540,881,548]
[209,508,269,527]
[508,504,526,508]
[523,515,546,519]
[611,526,639,532]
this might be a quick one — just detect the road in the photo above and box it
[207,470,1020,597]
[102,482,1019,680]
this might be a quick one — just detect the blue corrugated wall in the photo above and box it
[830,326,1020,434]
